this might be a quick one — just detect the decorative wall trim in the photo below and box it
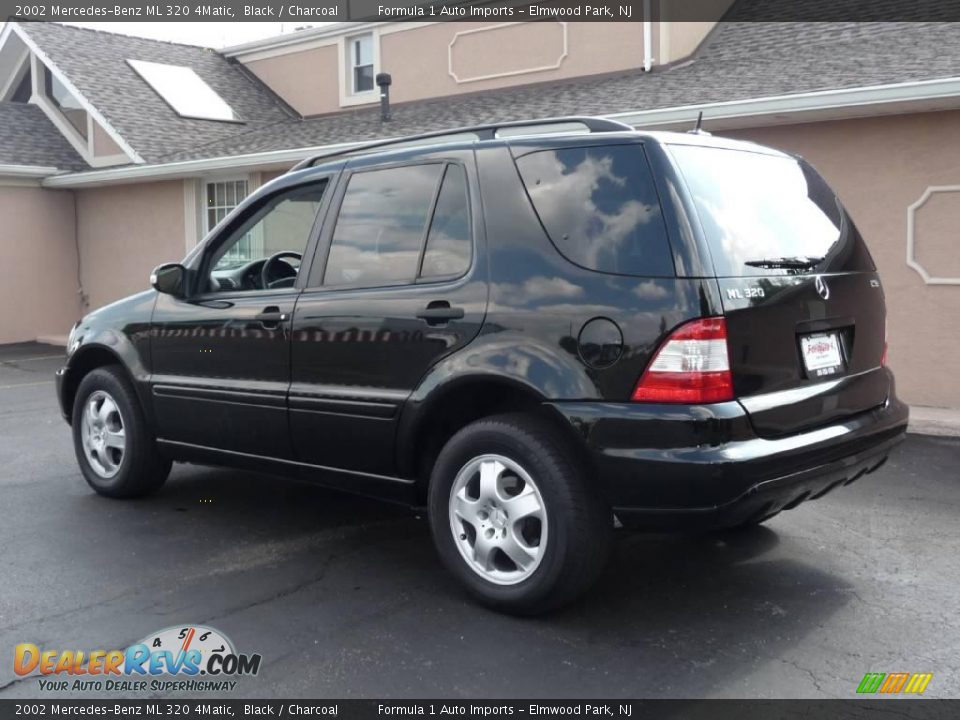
[447,22,568,85]
[906,185,960,285]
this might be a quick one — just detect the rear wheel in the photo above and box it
[428,413,612,614]
[72,366,170,498]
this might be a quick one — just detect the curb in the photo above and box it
[908,406,960,438]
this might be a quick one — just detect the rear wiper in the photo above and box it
[743,255,823,270]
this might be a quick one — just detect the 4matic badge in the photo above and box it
[14,625,261,693]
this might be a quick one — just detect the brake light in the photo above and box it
[631,317,734,403]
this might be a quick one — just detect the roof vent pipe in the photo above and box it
[642,0,653,72]
[376,73,392,122]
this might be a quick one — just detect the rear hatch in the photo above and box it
[669,143,889,437]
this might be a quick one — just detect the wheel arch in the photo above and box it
[397,374,592,504]
[62,344,148,424]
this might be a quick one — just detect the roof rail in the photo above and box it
[289,116,635,172]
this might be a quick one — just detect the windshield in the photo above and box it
[669,145,874,277]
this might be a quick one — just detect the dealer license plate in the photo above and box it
[800,332,844,378]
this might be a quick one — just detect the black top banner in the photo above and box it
[5,0,960,23]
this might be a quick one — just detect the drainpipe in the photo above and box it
[643,0,654,72]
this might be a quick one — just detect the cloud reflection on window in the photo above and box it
[517,145,674,278]
[670,145,843,277]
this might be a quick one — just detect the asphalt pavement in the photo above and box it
[0,342,958,699]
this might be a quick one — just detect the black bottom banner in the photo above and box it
[0,700,957,720]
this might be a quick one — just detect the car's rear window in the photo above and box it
[669,145,875,277]
[515,144,674,277]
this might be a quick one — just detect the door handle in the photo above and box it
[255,306,289,329]
[417,301,465,325]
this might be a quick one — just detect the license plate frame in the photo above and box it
[800,332,845,378]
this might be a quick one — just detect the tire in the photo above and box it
[428,413,612,615]
[71,366,171,498]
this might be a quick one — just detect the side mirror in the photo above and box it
[150,263,186,297]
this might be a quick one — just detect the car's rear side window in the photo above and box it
[420,164,471,279]
[515,144,674,277]
[669,144,875,277]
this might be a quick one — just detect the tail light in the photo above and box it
[631,317,734,404]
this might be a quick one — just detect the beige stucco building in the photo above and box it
[0,16,958,409]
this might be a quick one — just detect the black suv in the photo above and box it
[57,117,908,613]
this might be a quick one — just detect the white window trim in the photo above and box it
[349,34,375,95]
[204,176,263,265]
[25,56,134,169]
[203,175,251,236]
[338,30,380,108]
[0,47,30,101]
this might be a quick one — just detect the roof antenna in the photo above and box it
[689,111,711,136]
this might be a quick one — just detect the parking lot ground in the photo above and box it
[0,343,958,699]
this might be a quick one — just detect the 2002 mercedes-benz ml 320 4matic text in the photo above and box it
[56,117,908,613]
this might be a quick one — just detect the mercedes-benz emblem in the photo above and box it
[814,275,830,300]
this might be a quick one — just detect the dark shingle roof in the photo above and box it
[159,19,960,163]
[11,13,960,172]
[0,102,86,170]
[15,22,293,164]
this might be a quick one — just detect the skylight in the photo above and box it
[127,59,240,122]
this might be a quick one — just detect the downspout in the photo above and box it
[72,189,88,312]
[643,0,654,72]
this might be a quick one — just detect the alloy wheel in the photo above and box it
[448,454,548,585]
[80,390,126,479]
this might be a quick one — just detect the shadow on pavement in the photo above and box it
[71,466,845,694]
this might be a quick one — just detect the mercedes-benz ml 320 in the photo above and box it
[56,118,908,613]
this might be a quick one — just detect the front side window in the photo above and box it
[323,163,472,288]
[516,144,674,277]
[206,179,250,262]
[42,65,88,139]
[350,34,375,94]
[206,181,327,293]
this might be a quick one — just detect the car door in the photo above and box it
[150,174,335,459]
[289,150,487,476]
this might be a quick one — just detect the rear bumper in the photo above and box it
[548,386,908,531]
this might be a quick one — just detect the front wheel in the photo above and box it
[428,413,612,614]
[72,366,171,498]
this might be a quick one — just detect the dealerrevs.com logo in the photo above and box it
[14,625,261,693]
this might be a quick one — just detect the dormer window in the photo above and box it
[9,66,31,103]
[350,34,375,94]
[42,65,88,139]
